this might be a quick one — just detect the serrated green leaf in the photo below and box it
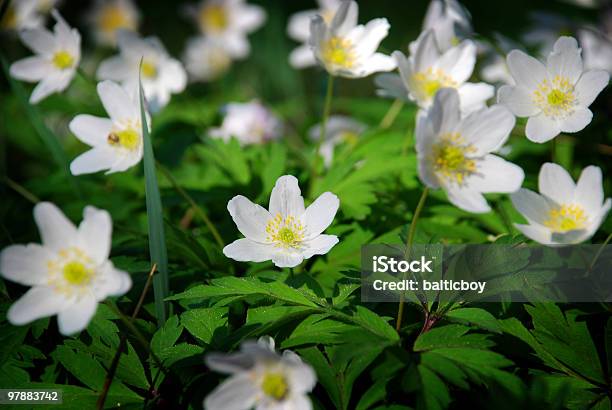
[445,307,502,333]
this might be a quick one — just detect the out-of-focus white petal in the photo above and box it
[19,28,55,55]
[204,374,258,410]
[575,165,604,215]
[510,188,553,225]
[468,155,524,193]
[525,114,561,143]
[289,44,317,68]
[9,56,49,82]
[7,286,67,325]
[0,244,53,286]
[69,115,113,147]
[34,202,77,251]
[507,49,547,90]
[560,107,592,133]
[459,105,515,155]
[538,162,576,205]
[78,206,112,264]
[70,147,118,175]
[514,223,552,244]
[575,69,609,107]
[445,185,491,213]
[547,36,583,84]
[97,80,137,122]
[57,295,97,335]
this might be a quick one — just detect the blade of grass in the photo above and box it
[1,55,81,199]
[139,74,169,326]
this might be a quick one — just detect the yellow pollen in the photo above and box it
[266,213,305,249]
[52,51,74,70]
[431,133,477,185]
[200,4,228,33]
[321,36,355,69]
[340,131,359,146]
[533,75,576,119]
[412,68,457,102]
[261,372,288,401]
[107,128,140,150]
[543,204,587,232]
[62,261,94,286]
[99,5,132,32]
[141,61,157,78]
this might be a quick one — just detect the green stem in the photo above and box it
[3,177,40,204]
[496,201,513,234]
[309,75,335,197]
[400,126,412,156]
[395,187,429,333]
[379,98,403,130]
[157,162,225,248]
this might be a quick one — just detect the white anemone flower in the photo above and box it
[309,115,366,167]
[309,0,396,78]
[510,163,611,245]
[224,175,340,268]
[70,80,148,175]
[578,28,612,74]
[1,0,58,31]
[497,36,610,143]
[185,0,266,60]
[0,202,132,335]
[183,36,232,82]
[376,29,494,113]
[287,0,341,69]
[422,0,472,52]
[9,10,80,104]
[205,336,316,410]
[97,31,187,112]
[209,100,282,145]
[416,88,524,213]
[88,0,140,47]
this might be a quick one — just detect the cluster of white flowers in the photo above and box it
[210,100,283,145]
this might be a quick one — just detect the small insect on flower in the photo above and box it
[224,175,340,268]
[97,31,187,112]
[510,163,611,245]
[497,36,610,143]
[416,88,524,213]
[88,0,141,47]
[69,80,148,175]
[204,336,316,410]
[183,36,232,82]
[9,9,80,104]
[185,0,266,60]
[309,0,396,78]
[0,203,131,335]
[309,115,366,167]
[376,29,494,113]
[209,100,282,145]
[287,0,342,69]
[422,0,472,52]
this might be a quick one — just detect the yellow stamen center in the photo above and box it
[52,51,74,70]
[533,75,576,119]
[261,372,288,401]
[200,4,228,33]
[63,261,94,286]
[412,68,457,103]
[47,247,96,295]
[543,204,587,232]
[321,36,355,69]
[266,213,305,249]
[107,128,140,151]
[141,61,157,78]
[431,133,477,185]
[99,5,132,32]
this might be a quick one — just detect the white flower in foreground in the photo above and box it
[498,36,610,143]
[309,115,366,167]
[97,31,187,112]
[224,175,340,268]
[287,0,341,69]
[70,80,147,175]
[479,34,521,86]
[422,0,472,52]
[416,88,524,213]
[510,163,611,245]
[579,28,612,74]
[0,202,131,335]
[88,0,140,47]
[183,36,232,82]
[1,0,58,31]
[309,0,396,78]
[205,336,316,410]
[9,10,80,104]
[209,100,282,145]
[185,0,266,60]
[376,29,494,113]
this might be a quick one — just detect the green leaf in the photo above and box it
[298,347,343,410]
[139,76,169,325]
[347,306,398,342]
[151,315,182,357]
[181,307,228,345]
[445,307,502,333]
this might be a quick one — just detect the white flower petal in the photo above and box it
[497,85,540,117]
[560,107,592,133]
[514,223,552,244]
[289,44,317,69]
[204,374,258,410]
[330,0,358,37]
[301,234,339,259]
[95,263,132,298]
[70,146,118,175]
[525,113,561,143]
[507,49,547,90]
[0,244,53,286]
[97,80,137,123]
[271,252,304,268]
[77,206,112,264]
[459,106,515,155]
[234,4,266,32]
[269,175,305,218]
[19,28,55,55]
[9,56,49,82]
[227,196,271,242]
[159,59,187,93]
[351,18,390,58]
[510,188,554,225]
[358,53,396,77]
[288,10,317,42]
[439,40,476,84]
[57,295,98,335]
[223,239,276,263]
[547,36,583,85]
[538,162,576,205]
[430,88,461,135]
[575,165,605,215]
[375,72,407,100]
[468,155,524,194]
[285,394,313,410]
[96,55,131,82]
[69,115,113,147]
[444,184,491,213]
[575,70,609,107]
[7,286,67,326]
[413,30,440,72]
[29,76,60,104]
[223,32,251,59]
[206,352,255,374]
[302,192,339,239]
[456,82,494,113]
[34,202,77,251]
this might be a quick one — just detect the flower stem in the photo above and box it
[395,187,429,333]
[400,126,412,156]
[3,176,40,204]
[379,98,403,130]
[309,75,335,197]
